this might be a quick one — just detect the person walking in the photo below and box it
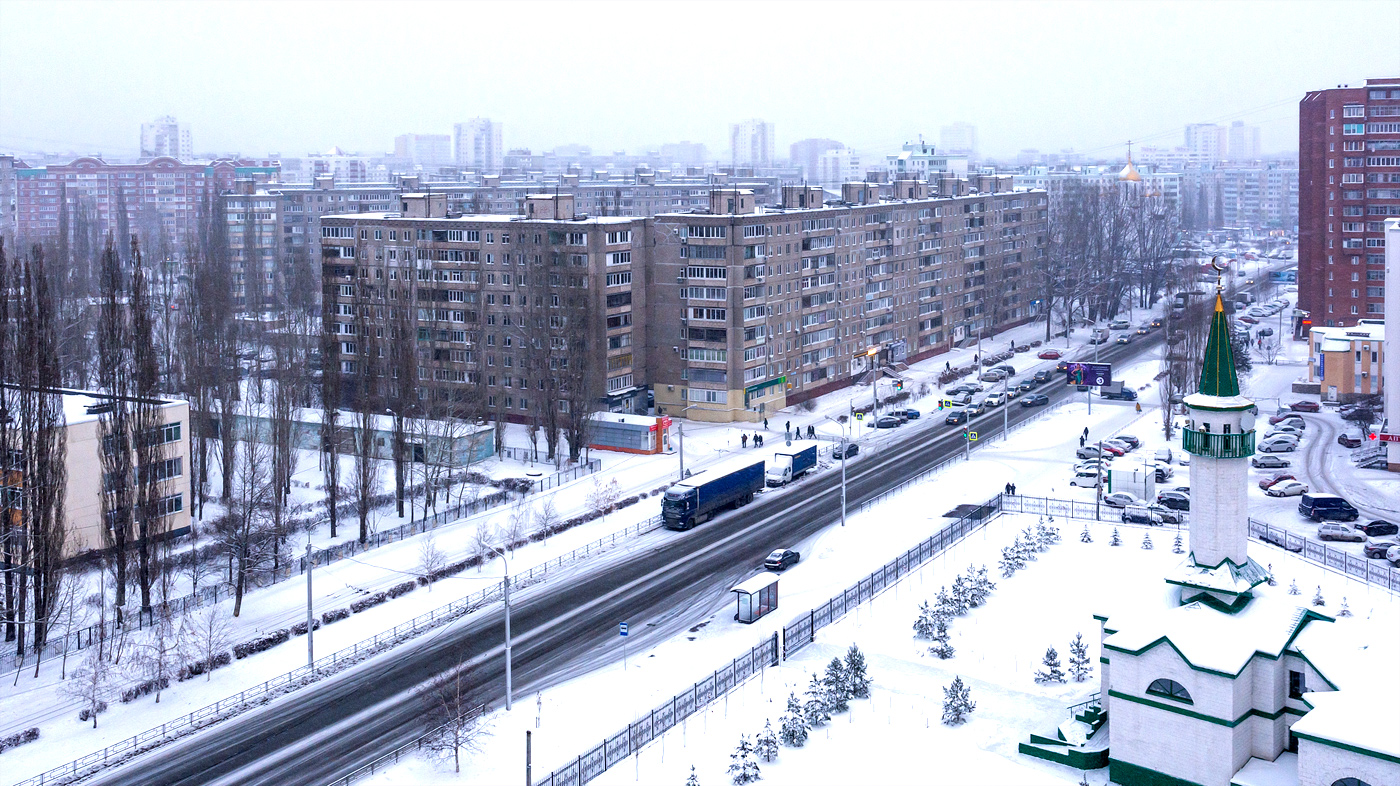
[756,434,763,447]
[1005,482,1012,496]
[741,433,748,449]
[1082,426,1089,440]
[785,420,790,434]
[763,417,769,429]
[807,424,815,439]
[1011,483,1017,496]
[1080,435,1086,448]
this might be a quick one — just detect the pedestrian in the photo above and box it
[1083,426,1089,440]
[741,433,748,449]
[757,434,763,447]
[1005,482,1012,496]
[946,361,952,371]
[763,417,769,429]
[1011,483,1017,496]
[785,420,790,434]
[808,425,815,439]
[1080,435,1086,448]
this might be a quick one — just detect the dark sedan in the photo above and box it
[1021,393,1050,407]
[1156,491,1190,511]
[945,410,969,425]
[1033,370,1054,384]
[1358,520,1399,538]
[1362,540,1398,560]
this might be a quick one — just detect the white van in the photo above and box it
[1071,469,1102,488]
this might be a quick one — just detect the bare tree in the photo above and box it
[217,406,276,617]
[419,659,486,773]
[533,496,560,543]
[180,605,231,681]
[62,643,113,728]
[130,238,168,616]
[351,273,381,544]
[388,270,418,519]
[96,235,136,628]
[558,280,601,462]
[129,604,180,703]
[320,305,343,539]
[418,535,446,591]
[504,498,529,553]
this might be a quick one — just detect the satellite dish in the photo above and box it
[1240,410,1255,432]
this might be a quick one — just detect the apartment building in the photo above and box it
[140,115,193,160]
[1307,320,1385,403]
[886,141,970,181]
[454,118,503,173]
[318,194,647,415]
[1299,77,1400,327]
[0,154,19,243]
[1014,164,1182,213]
[1225,120,1261,162]
[1214,163,1299,229]
[1184,123,1226,167]
[392,133,454,172]
[730,120,775,168]
[648,181,1048,422]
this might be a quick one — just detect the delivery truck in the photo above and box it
[1099,381,1139,401]
[765,442,818,487]
[662,456,766,530]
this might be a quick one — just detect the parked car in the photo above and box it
[1075,459,1112,473]
[947,384,977,396]
[1115,334,1134,345]
[1103,492,1143,509]
[1239,316,1259,325]
[1252,454,1291,469]
[904,408,921,420]
[1289,400,1321,412]
[945,392,973,406]
[1103,439,1133,453]
[1258,473,1296,490]
[980,369,1007,383]
[1076,445,1103,460]
[832,443,859,460]
[1038,349,1062,359]
[1363,540,1398,559]
[1156,490,1190,510]
[1021,393,1050,407]
[1154,447,1174,464]
[1070,469,1104,488]
[1258,437,1298,454]
[995,364,1017,377]
[1299,493,1360,523]
[1109,319,1132,330]
[1388,545,1400,567]
[1154,464,1174,483]
[1357,520,1399,538]
[764,549,801,570]
[1337,434,1363,448]
[876,416,900,429]
[1148,504,1183,525]
[1122,506,1162,525]
[1267,423,1305,436]
[1316,523,1365,542]
[1033,369,1054,384]
[1098,443,1126,457]
[1266,481,1309,497]
[1117,434,1141,448]
[1269,413,1304,426]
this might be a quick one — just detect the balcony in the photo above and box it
[1182,428,1255,459]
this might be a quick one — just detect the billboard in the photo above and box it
[1066,362,1112,387]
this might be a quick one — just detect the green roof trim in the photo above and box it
[1198,294,1241,398]
[1292,729,1400,766]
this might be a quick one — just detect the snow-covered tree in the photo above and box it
[779,692,808,747]
[1017,530,1040,560]
[755,719,779,763]
[934,585,959,618]
[1338,597,1352,617]
[1288,579,1300,595]
[844,644,871,699]
[1068,633,1092,683]
[1141,532,1154,550]
[1109,528,1122,547]
[969,565,995,607]
[1266,564,1277,586]
[686,764,701,786]
[727,734,761,785]
[1172,532,1184,554]
[1035,646,1066,684]
[913,601,940,639]
[1080,524,1093,543]
[1312,586,1325,607]
[803,673,830,727]
[927,615,955,659]
[63,645,113,728]
[949,575,971,616]
[823,657,850,713]
[1035,520,1061,549]
[998,546,1024,578]
[941,676,975,726]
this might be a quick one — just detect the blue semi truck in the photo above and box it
[662,456,766,530]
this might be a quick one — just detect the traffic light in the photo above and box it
[894,379,904,392]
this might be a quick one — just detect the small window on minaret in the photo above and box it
[1289,670,1306,699]
[1224,424,1232,435]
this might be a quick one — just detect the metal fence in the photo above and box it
[1249,518,1400,592]
[10,514,666,786]
[785,494,1002,660]
[537,635,780,786]
[327,703,488,786]
[998,494,1186,529]
[39,460,601,660]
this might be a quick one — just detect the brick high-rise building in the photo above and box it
[1298,77,1400,328]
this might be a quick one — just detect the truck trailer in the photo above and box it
[662,457,766,530]
[765,442,819,487]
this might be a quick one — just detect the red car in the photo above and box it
[1038,349,1062,360]
[1099,443,1125,457]
[1269,413,1304,425]
[1258,473,1296,490]
[1289,401,1321,413]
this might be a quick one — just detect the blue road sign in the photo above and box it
[619,622,629,637]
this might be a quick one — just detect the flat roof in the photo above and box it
[731,572,779,595]
[320,212,637,224]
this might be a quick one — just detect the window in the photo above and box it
[1328,780,1372,786]
[1342,104,1365,118]
[567,232,587,246]
[1146,679,1192,704]
[1342,123,1364,135]
[606,230,631,244]
[156,493,183,517]
[686,348,727,362]
[684,225,726,238]
[605,272,632,287]
[606,251,631,266]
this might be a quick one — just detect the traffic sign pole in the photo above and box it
[620,622,629,670]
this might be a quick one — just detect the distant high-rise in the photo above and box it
[729,120,774,168]
[140,115,192,160]
[789,138,843,182]
[815,147,859,188]
[1183,123,1226,166]
[939,122,977,158]
[1226,121,1261,161]
[453,119,503,173]
[393,133,453,171]
[659,141,707,166]
[1298,77,1400,329]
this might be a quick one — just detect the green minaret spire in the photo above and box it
[1198,293,1241,398]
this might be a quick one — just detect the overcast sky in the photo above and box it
[2,0,1397,163]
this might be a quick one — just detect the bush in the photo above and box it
[119,676,170,703]
[176,651,232,682]
[78,702,109,722]
[233,629,292,660]
[291,619,322,636]
[0,727,40,754]
[350,592,389,614]
[321,608,351,626]
[387,581,416,599]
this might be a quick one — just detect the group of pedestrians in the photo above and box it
[1003,482,1018,496]
[741,433,765,448]
[740,418,818,449]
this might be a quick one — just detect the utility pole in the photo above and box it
[677,422,685,479]
[305,542,314,667]
[487,544,513,710]
[1003,373,1010,442]
[526,730,532,786]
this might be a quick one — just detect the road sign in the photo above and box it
[1065,362,1112,387]
[1379,433,1400,444]
[619,622,628,637]
[968,431,978,442]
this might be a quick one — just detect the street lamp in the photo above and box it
[824,409,852,527]
[484,543,513,711]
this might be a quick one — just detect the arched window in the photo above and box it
[1330,779,1371,786]
[1146,678,1193,704]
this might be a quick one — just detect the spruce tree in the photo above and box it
[1035,646,1066,684]
[779,692,808,747]
[1037,520,1061,547]
[1172,532,1184,554]
[754,719,779,763]
[803,673,830,727]
[844,644,871,699]
[998,547,1019,578]
[935,585,958,617]
[822,657,850,713]
[928,615,955,659]
[1288,579,1300,595]
[1068,633,1092,683]
[949,575,971,615]
[941,676,975,726]
[1266,564,1277,586]
[972,565,996,604]
[1080,524,1093,543]
[686,765,701,786]
[1018,530,1040,560]
[1141,532,1154,550]
[1338,597,1352,617]
[913,600,938,640]
[727,734,760,785]
[1312,585,1325,607]
[1109,528,1122,547]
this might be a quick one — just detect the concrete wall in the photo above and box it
[1297,737,1400,786]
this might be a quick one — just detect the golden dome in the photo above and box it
[1119,141,1142,182]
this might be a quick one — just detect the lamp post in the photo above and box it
[485,544,513,711]
[824,408,851,527]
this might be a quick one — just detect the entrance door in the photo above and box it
[1327,386,1338,402]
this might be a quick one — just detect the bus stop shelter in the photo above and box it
[731,573,779,624]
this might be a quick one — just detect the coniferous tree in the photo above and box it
[927,615,955,659]
[803,673,830,727]
[949,575,971,615]
[844,644,871,699]
[934,585,956,616]
[822,657,849,713]
[913,600,939,639]
[1312,586,1325,607]
[1172,532,1184,554]
[727,734,760,785]
[973,565,996,603]
[1266,564,1277,586]
[1036,646,1066,684]
[998,546,1023,578]
[1141,532,1154,550]
[1288,579,1300,595]
[1017,531,1039,560]
[779,692,808,747]
[1337,597,1352,617]
[1068,633,1092,682]
[1080,524,1093,543]
[1109,528,1122,547]
[941,676,975,726]
[754,719,779,763]
[686,765,701,786]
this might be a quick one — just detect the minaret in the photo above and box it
[1168,261,1269,610]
